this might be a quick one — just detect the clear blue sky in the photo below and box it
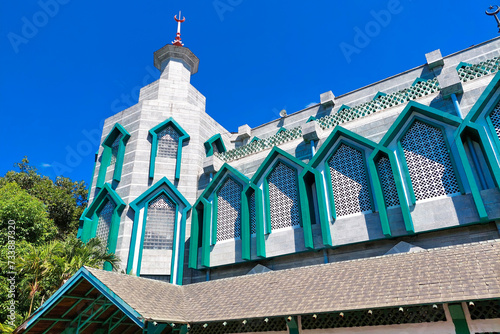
[0,0,497,186]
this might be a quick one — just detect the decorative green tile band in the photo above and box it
[457,56,500,82]
[215,56,500,162]
[316,78,440,130]
[215,126,303,162]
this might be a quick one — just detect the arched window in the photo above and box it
[144,194,176,250]
[157,126,180,159]
[401,121,460,201]
[249,192,256,235]
[267,162,300,230]
[109,134,122,165]
[376,156,400,208]
[216,178,242,242]
[96,200,115,244]
[328,144,371,216]
[490,102,500,140]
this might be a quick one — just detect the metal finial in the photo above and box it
[486,5,500,33]
[172,11,186,46]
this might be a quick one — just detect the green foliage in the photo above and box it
[0,158,119,329]
[0,183,57,245]
[0,157,88,236]
[0,237,119,327]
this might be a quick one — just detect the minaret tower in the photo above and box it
[81,12,231,284]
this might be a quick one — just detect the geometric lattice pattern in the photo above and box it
[328,144,371,217]
[468,300,500,320]
[490,100,500,141]
[250,192,256,235]
[457,56,500,82]
[401,121,460,201]
[376,156,400,207]
[268,162,301,230]
[301,304,446,329]
[109,134,122,165]
[189,317,287,334]
[144,194,175,250]
[96,200,115,245]
[216,178,242,242]
[316,79,440,131]
[211,55,500,163]
[215,127,302,162]
[157,126,179,159]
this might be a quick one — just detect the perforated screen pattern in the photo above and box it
[144,194,175,250]
[268,162,301,230]
[490,101,500,141]
[109,134,122,165]
[96,200,115,245]
[157,126,179,159]
[376,156,400,207]
[328,144,371,217]
[216,178,242,242]
[401,121,460,201]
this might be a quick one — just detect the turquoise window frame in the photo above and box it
[322,140,375,220]
[81,183,125,271]
[188,164,249,269]
[204,134,227,157]
[127,177,191,285]
[148,117,190,180]
[96,123,130,189]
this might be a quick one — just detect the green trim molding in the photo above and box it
[148,117,190,180]
[188,164,249,269]
[448,303,471,334]
[127,177,191,285]
[306,116,317,123]
[81,183,126,271]
[309,126,397,237]
[96,123,130,189]
[372,91,387,100]
[204,134,227,157]
[276,127,287,135]
[24,267,144,332]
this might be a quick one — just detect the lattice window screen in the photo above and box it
[110,134,122,165]
[376,156,400,207]
[96,200,115,244]
[157,126,179,159]
[491,101,500,140]
[250,192,256,235]
[328,144,371,217]
[144,194,175,250]
[268,162,300,230]
[401,121,460,201]
[216,178,242,242]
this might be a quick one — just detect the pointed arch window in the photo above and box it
[216,178,242,242]
[96,200,115,244]
[267,162,301,230]
[96,123,130,188]
[144,194,176,250]
[400,120,460,201]
[490,102,500,140]
[376,156,400,208]
[327,144,371,217]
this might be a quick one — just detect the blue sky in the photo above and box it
[0,0,497,186]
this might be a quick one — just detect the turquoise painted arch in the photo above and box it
[81,183,126,271]
[127,176,191,285]
[96,123,131,189]
[148,117,190,180]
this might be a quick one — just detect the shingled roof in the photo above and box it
[85,239,500,323]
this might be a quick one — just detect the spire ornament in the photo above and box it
[172,11,186,46]
[486,5,500,33]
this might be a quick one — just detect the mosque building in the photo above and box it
[16,10,500,334]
